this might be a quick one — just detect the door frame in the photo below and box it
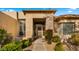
[35,24,43,37]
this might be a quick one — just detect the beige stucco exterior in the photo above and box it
[0,12,19,37]
[2,12,17,20]
[18,12,25,19]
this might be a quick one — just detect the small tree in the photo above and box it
[44,30,53,44]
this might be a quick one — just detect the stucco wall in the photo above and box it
[18,12,25,19]
[0,12,19,37]
[2,12,17,20]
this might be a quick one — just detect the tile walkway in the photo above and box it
[23,38,55,51]
[32,38,47,51]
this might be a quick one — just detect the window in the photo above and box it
[19,19,25,36]
[63,22,75,35]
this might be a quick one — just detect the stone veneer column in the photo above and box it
[45,16,54,30]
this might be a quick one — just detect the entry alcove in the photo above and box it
[33,18,46,38]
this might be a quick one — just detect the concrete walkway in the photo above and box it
[32,38,47,51]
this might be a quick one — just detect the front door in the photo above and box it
[36,24,43,37]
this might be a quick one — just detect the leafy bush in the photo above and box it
[0,29,7,42]
[22,40,29,48]
[28,38,32,45]
[69,33,79,46]
[0,29,13,46]
[0,40,22,51]
[2,33,13,46]
[54,43,64,51]
[44,30,53,44]
[52,35,60,43]
[22,38,32,48]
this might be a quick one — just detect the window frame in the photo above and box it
[62,22,75,35]
[19,19,26,37]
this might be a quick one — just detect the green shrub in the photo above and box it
[0,29,7,42]
[69,33,79,46]
[54,43,64,51]
[2,33,13,46]
[0,29,13,46]
[0,40,22,51]
[52,35,60,43]
[44,30,53,44]
[22,38,32,48]
[27,38,32,45]
[22,40,29,48]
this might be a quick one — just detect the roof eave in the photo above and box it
[23,10,56,15]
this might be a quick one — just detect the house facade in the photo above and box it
[0,10,79,40]
[55,14,79,38]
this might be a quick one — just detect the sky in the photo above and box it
[0,8,79,16]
